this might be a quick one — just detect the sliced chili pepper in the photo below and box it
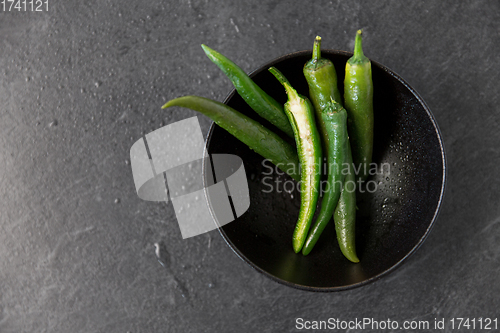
[333,142,359,263]
[162,95,300,181]
[344,29,374,180]
[269,66,322,253]
[302,100,348,256]
[201,44,294,138]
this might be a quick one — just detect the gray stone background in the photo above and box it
[1,1,499,332]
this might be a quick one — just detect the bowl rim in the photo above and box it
[204,49,447,292]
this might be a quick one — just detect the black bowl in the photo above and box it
[204,50,446,291]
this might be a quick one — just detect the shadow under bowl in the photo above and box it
[204,50,446,291]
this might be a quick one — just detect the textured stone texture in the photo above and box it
[1,1,499,332]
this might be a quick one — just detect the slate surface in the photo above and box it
[1,1,499,332]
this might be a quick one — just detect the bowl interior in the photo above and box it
[205,50,445,291]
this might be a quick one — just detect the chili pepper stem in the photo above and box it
[312,36,322,64]
[354,30,364,57]
[350,30,369,65]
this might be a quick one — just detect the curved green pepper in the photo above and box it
[334,142,359,263]
[162,95,300,181]
[201,44,294,138]
[302,100,348,256]
[344,30,374,180]
[269,66,322,253]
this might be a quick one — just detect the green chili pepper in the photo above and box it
[201,44,294,138]
[303,36,342,118]
[269,66,322,253]
[162,95,300,181]
[302,100,348,256]
[334,142,359,263]
[302,37,347,256]
[344,29,374,180]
